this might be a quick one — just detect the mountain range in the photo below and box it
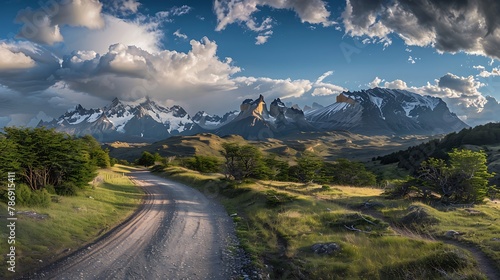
[38,97,202,142]
[38,88,469,142]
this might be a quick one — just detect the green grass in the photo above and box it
[0,165,143,278]
[156,166,490,279]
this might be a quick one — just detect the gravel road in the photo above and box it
[28,170,244,280]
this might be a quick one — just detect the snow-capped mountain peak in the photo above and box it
[305,88,468,135]
[38,98,202,142]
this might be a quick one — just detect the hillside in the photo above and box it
[153,166,500,279]
[106,132,436,163]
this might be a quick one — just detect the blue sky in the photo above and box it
[1,0,500,127]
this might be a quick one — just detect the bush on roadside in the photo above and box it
[16,183,51,207]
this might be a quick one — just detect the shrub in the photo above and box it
[265,190,297,207]
[44,184,56,194]
[16,184,51,207]
[55,182,79,196]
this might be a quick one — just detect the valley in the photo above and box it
[106,131,438,163]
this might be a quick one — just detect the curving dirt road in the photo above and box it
[29,170,240,280]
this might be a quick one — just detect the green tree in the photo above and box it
[324,158,377,186]
[293,151,323,183]
[80,135,111,168]
[1,127,99,195]
[221,143,264,180]
[420,149,493,203]
[263,154,289,181]
[221,143,240,179]
[0,136,20,183]
[137,151,156,167]
[185,155,221,173]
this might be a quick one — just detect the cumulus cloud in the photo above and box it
[312,87,338,96]
[368,76,383,88]
[60,14,163,54]
[57,37,241,104]
[214,0,335,44]
[15,0,105,45]
[342,0,500,59]
[0,43,36,70]
[478,68,500,78]
[368,77,407,90]
[0,41,60,92]
[384,79,408,90]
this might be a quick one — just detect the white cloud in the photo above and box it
[233,76,313,100]
[58,37,242,104]
[477,68,500,78]
[368,76,407,89]
[255,35,270,45]
[384,79,408,89]
[408,56,415,64]
[109,0,141,15]
[170,5,192,16]
[60,14,163,54]
[312,71,346,96]
[173,29,188,40]
[368,77,383,88]
[312,87,337,96]
[315,70,333,84]
[0,43,36,70]
[214,0,335,44]
[16,0,105,45]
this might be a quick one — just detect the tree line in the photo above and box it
[140,142,377,187]
[378,123,500,171]
[375,123,500,203]
[0,127,111,205]
[138,140,498,204]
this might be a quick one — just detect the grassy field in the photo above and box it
[0,165,143,278]
[157,165,500,279]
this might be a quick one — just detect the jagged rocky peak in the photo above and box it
[238,94,269,119]
[285,106,305,118]
[192,110,239,129]
[67,104,86,113]
[171,105,188,117]
[240,98,254,111]
[110,97,120,107]
[270,98,287,117]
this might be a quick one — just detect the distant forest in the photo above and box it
[378,122,500,172]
